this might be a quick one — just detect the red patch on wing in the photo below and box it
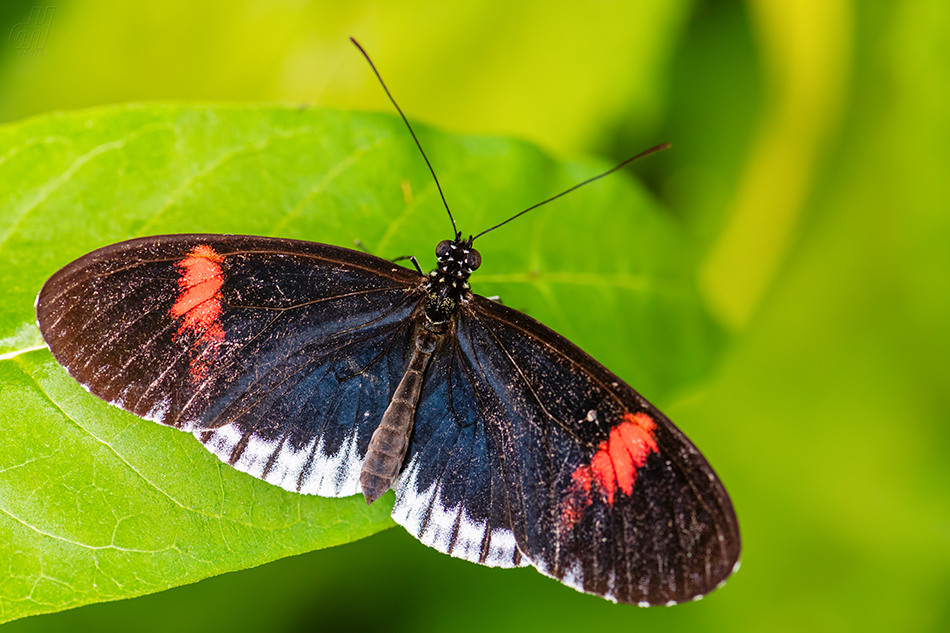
[559,468,594,530]
[169,245,226,382]
[559,412,659,530]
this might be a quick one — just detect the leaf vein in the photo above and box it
[16,356,275,530]
[270,134,392,235]
[136,124,321,234]
[0,122,178,253]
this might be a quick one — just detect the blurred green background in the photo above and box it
[1,0,948,631]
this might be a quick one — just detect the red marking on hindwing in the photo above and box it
[559,467,594,529]
[559,412,659,530]
[169,245,226,382]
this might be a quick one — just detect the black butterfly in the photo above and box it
[35,39,740,606]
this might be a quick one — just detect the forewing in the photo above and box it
[398,293,740,604]
[37,234,426,497]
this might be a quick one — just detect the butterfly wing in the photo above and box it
[37,234,426,497]
[393,292,740,605]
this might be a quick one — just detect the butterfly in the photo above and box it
[35,39,740,606]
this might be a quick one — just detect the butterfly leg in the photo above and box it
[392,255,424,275]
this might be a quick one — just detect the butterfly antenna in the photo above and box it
[350,37,458,236]
[472,142,671,241]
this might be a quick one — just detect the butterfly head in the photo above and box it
[425,234,480,324]
[433,234,481,282]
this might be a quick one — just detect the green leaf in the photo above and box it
[0,104,720,623]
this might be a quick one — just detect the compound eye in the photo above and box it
[465,248,482,271]
[436,240,453,259]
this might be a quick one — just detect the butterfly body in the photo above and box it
[360,317,442,504]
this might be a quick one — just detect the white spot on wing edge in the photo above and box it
[261,434,316,491]
[142,399,171,424]
[453,508,489,562]
[232,433,282,480]
[555,558,589,600]
[481,522,522,568]
[391,457,435,527]
[300,429,363,497]
[199,424,242,456]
